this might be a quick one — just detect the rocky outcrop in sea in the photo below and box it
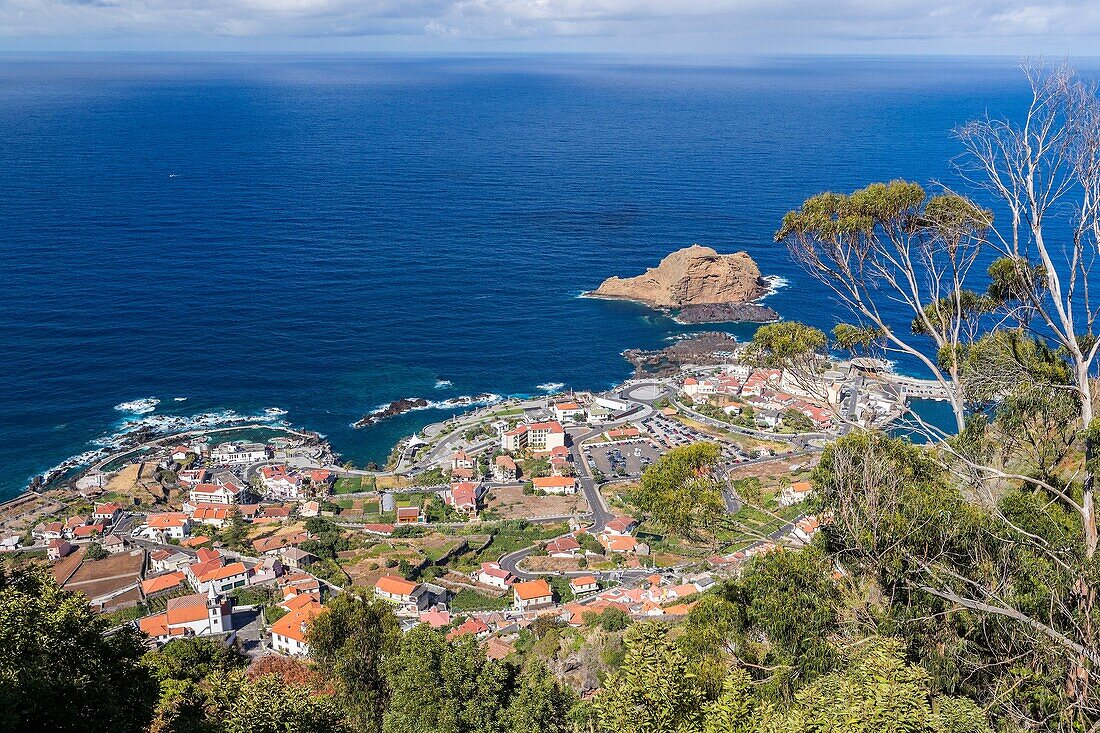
[674,302,779,324]
[354,393,502,429]
[590,244,769,307]
[623,332,741,377]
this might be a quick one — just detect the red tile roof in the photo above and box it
[513,579,552,601]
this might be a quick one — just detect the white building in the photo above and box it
[145,512,191,540]
[477,562,514,590]
[270,602,322,656]
[188,482,244,506]
[500,421,566,453]
[779,481,814,507]
[552,402,585,423]
[513,579,553,611]
[138,592,233,642]
[210,442,268,465]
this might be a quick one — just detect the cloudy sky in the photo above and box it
[1,0,1098,54]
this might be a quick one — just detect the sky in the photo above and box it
[1,0,1099,55]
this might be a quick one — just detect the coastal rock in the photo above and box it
[591,244,768,308]
[355,398,430,429]
[624,332,741,378]
[675,302,779,324]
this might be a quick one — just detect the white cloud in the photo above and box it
[1,0,1099,52]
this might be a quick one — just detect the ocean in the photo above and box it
[0,54,1051,498]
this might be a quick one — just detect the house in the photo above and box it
[445,482,480,514]
[194,561,250,594]
[447,617,490,641]
[142,571,187,597]
[779,481,814,507]
[450,466,477,481]
[170,446,192,462]
[150,548,192,573]
[281,571,321,592]
[250,556,285,585]
[361,523,395,537]
[532,476,578,495]
[681,376,700,397]
[792,515,821,543]
[419,609,453,629]
[452,450,474,471]
[257,506,293,522]
[552,402,585,422]
[177,469,209,486]
[477,562,514,589]
[47,539,73,561]
[550,445,570,460]
[184,548,223,586]
[513,579,553,611]
[93,503,123,525]
[270,601,323,656]
[147,512,191,539]
[138,592,233,642]
[604,515,638,536]
[102,534,128,554]
[396,506,423,525]
[64,515,88,537]
[71,523,107,540]
[545,536,582,557]
[308,470,335,492]
[374,575,424,608]
[279,590,321,615]
[279,547,316,570]
[188,482,244,507]
[260,466,304,500]
[598,532,646,554]
[493,455,518,482]
[569,575,599,595]
[485,636,515,661]
[191,504,231,528]
[34,522,64,541]
[299,500,322,518]
[210,442,268,464]
[236,504,262,521]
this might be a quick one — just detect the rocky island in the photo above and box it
[589,244,778,323]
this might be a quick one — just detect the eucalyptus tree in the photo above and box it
[758,62,1100,727]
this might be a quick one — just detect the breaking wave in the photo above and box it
[761,275,789,297]
[30,407,293,488]
[536,382,565,392]
[114,397,160,414]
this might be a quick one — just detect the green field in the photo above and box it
[334,476,363,494]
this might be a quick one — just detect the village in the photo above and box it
[0,344,940,663]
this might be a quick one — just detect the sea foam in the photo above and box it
[114,397,160,414]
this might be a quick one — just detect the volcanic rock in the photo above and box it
[591,244,768,308]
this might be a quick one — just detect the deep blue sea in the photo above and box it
[0,54,1062,498]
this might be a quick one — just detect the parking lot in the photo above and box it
[639,415,750,463]
[584,440,662,478]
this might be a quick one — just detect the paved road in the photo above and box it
[497,384,669,580]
